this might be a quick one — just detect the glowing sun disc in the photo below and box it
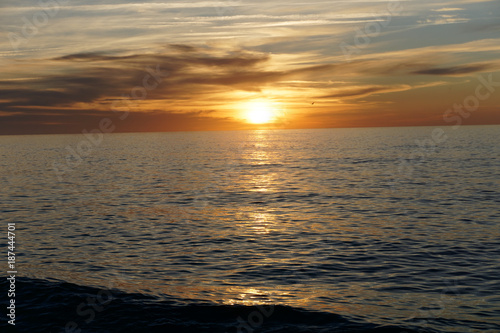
[245,100,275,124]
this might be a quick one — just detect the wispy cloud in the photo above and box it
[1,0,500,133]
[410,63,493,76]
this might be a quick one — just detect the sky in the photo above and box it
[0,0,499,134]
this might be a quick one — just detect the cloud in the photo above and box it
[315,81,448,100]
[1,44,495,124]
[53,53,142,62]
[167,44,200,53]
[0,45,352,134]
[466,21,500,32]
[318,86,403,99]
[0,47,276,110]
[410,63,493,76]
[348,57,498,77]
[0,108,248,135]
[431,8,465,12]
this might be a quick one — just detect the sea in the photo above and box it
[1,125,499,333]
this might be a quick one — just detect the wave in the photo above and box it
[1,277,440,333]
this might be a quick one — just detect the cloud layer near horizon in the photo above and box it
[1,0,499,134]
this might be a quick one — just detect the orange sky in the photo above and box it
[1,0,500,134]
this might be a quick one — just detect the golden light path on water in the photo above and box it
[12,127,500,331]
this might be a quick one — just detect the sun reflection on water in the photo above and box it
[247,212,274,235]
[223,288,274,306]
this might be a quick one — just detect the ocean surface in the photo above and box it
[1,126,499,332]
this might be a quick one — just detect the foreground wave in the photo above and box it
[1,277,440,333]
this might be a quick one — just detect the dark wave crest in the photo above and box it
[1,277,439,333]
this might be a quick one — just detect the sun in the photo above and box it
[244,100,275,124]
